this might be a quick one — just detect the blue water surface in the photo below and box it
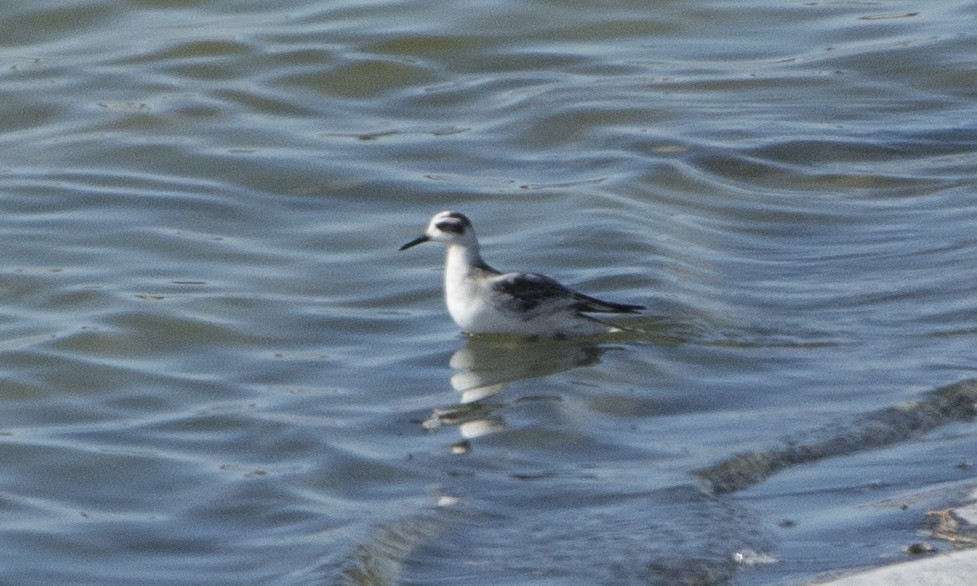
[1,0,976,584]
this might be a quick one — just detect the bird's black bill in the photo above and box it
[398,235,430,251]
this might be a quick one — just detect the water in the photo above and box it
[1,0,976,583]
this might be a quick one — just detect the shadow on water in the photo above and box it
[339,509,467,586]
[697,379,977,495]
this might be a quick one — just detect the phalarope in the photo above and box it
[399,211,644,337]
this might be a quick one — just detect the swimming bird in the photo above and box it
[399,211,643,337]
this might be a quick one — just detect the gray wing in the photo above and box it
[493,272,644,314]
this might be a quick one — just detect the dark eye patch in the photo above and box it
[435,220,465,234]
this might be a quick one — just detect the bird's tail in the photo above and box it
[574,292,645,314]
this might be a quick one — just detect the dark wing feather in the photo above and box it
[494,272,644,315]
[494,272,573,313]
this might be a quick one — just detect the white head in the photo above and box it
[399,211,477,250]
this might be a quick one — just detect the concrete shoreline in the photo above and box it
[815,549,977,585]
[815,496,977,585]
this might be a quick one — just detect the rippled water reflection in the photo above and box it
[2,0,977,584]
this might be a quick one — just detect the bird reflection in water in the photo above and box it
[422,336,607,452]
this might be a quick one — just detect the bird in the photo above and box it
[399,211,644,337]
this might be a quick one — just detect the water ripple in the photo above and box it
[3,0,977,583]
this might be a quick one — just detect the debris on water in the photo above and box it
[732,548,778,567]
[905,542,936,555]
[925,508,977,548]
[436,495,462,507]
